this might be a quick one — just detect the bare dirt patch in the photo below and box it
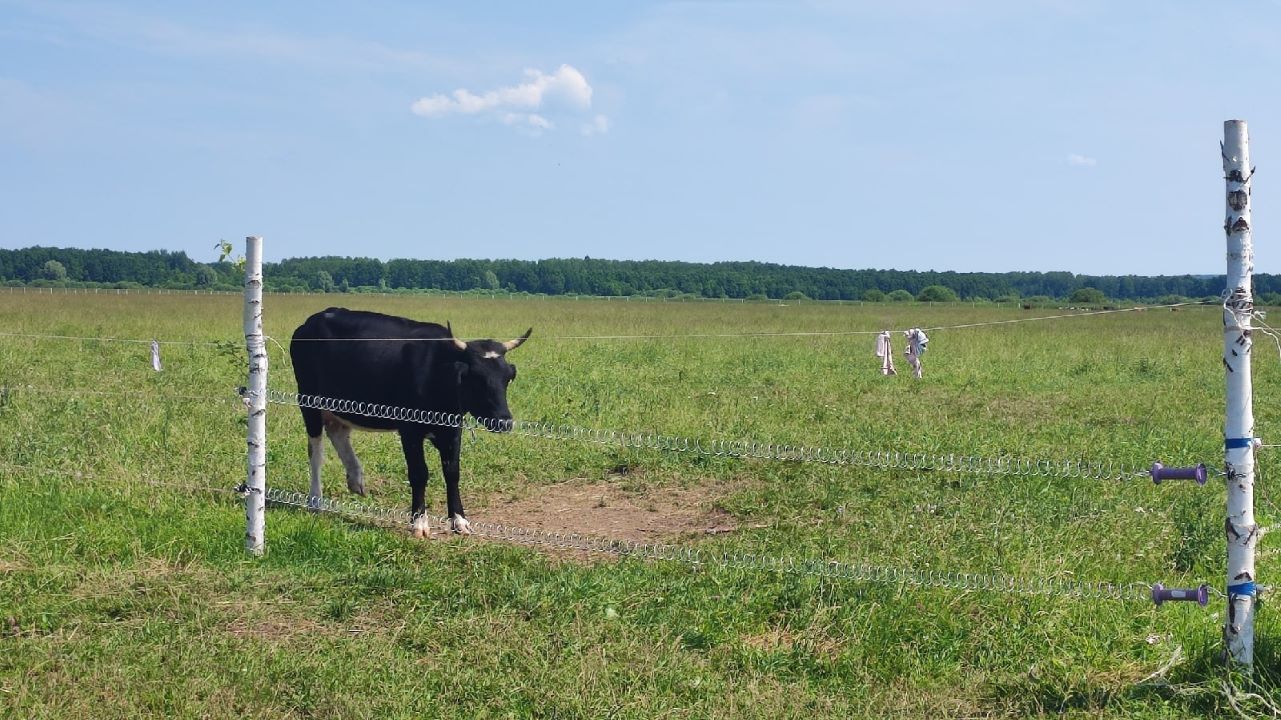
[476,479,740,545]
[224,615,324,643]
[741,626,842,660]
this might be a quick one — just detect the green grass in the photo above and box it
[1,293,1278,718]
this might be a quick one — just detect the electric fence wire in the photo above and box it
[261,487,1156,603]
[0,382,1191,485]
[0,379,1257,588]
[0,460,239,497]
[0,458,1161,602]
[0,383,242,405]
[0,301,1207,346]
[0,331,230,346]
[279,301,1210,342]
[263,388,1160,482]
[0,288,1249,606]
[1240,307,1281,536]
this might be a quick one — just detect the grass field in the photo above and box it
[1,291,1278,718]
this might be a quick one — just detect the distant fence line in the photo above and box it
[0,300,1204,348]
[0,284,872,304]
[0,284,1207,309]
[0,286,239,296]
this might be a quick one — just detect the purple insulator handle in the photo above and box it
[1151,582,1209,607]
[1150,462,1207,485]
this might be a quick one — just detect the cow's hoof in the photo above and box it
[347,477,366,496]
[451,516,473,535]
[410,517,431,538]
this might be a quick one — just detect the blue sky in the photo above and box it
[2,1,1279,275]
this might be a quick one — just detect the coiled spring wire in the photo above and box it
[265,389,1150,482]
[264,487,1152,602]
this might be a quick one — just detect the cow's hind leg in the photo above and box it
[323,413,365,496]
[301,406,325,511]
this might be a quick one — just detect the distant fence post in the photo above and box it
[1222,120,1257,668]
[243,236,268,556]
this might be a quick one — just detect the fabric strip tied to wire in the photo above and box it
[875,330,896,375]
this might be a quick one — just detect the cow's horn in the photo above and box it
[446,321,467,351]
[503,328,533,352]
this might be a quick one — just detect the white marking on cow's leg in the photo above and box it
[307,435,324,511]
[325,422,365,496]
[451,515,473,535]
[411,514,431,538]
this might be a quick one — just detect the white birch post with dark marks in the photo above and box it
[1222,120,1257,667]
[244,236,268,556]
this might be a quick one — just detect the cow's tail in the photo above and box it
[289,326,325,440]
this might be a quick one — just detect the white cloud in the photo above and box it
[1067,153,1098,167]
[580,114,610,136]
[412,65,592,116]
[412,64,604,134]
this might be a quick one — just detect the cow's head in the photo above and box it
[447,324,532,431]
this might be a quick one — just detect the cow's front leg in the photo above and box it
[431,431,471,535]
[399,430,432,538]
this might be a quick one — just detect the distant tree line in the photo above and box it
[4,245,1280,304]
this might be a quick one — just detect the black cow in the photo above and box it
[289,307,530,536]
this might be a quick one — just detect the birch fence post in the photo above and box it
[243,236,268,556]
[1222,120,1257,668]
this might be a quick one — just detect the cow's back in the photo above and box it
[290,307,450,410]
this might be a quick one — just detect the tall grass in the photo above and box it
[1,293,1277,718]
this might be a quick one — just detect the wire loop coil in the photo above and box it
[266,389,1149,481]
[265,487,1152,601]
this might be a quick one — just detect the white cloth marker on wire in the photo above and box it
[875,331,896,375]
[904,327,928,379]
[150,339,162,372]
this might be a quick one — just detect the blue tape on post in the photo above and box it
[1225,437,1255,449]
[1227,581,1257,597]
